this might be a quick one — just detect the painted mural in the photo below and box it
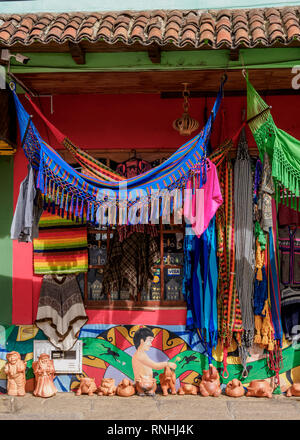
[0,323,300,394]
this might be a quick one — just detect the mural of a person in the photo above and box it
[132,326,177,395]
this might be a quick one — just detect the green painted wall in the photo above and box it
[0,156,13,324]
[9,48,300,76]
[0,0,299,14]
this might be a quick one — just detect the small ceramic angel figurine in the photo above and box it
[4,351,27,396]
[32,353,57,398]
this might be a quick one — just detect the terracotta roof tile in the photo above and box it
[287,25,300,39]
[252,26,268,43]
[199,30,215,45]
[0,6,299,49]
[181,27,197,44]
[216,27,232,47]
[235,27,250,45]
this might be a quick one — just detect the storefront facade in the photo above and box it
[0,4,300,394]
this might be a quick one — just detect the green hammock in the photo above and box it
[246,74,300,211]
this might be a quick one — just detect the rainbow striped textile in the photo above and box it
[33,210,88,274]
[12,78,226,225]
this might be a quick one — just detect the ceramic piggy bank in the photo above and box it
[225,379,245,397]
[116,379,136,397]
[76,377,97,396]
[246,380,273,398]
[97,378,116,396]
[135,375,157,396]
[199,364,221,397]
[159,365,176,396]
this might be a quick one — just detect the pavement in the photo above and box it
[1,392,300,420]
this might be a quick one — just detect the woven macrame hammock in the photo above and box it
[12,78,225,224]
[246,74,300,211]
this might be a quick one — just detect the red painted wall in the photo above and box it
[12,93,300,324]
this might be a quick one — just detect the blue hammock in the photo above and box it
[12,79,225,224]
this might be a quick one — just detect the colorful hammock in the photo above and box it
[209,141,243,377]
[246,74,300,210]
[12,78,226,225]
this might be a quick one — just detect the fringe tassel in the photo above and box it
[70,195,74,216]
[87,202,90,222]
[80,199,84,222]
[75,197,79,218]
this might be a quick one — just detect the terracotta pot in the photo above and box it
[178,383,198,395]
[97,378,116,396]
[116,379,136,397]
[76,377,97,396]
[199,364,221,397]
[159,366,176,396]
[286,383,300,397]
[246,380,273,398]
[225,379,245,397]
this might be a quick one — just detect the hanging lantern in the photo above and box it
[173,83,199,136]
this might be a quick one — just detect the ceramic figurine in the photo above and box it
[225,379,245,397]
[97,378,117,396]
[76,377,97,396]
[135,375,157,396]
[159,365,177,396]
[246,380,273,398]
[286,383,300,397]
[178,383,198,395]
[4,351,27,396]
[116,379,136,397]
[199,364,222,397]
[32,353,57,398]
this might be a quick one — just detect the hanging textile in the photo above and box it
[35,274,88,351]
[182,216,218,363]
[33,210,88,274]
[102,231,160,299]
[209,141,243,374]
[11,78,226,227]
[10,163,43,242]
[246,74,300,210]
[234,127,255,375]
[183,159,223,237]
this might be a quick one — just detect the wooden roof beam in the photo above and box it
[147,45,161,64]
[68,42,86,65]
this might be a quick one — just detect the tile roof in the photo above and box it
[0,7,299,49]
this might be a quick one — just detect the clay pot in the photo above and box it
[225,379,245,397]
[246,380,273,398]
[97,378,117,396]
[76,377,97,396]
[178,383,198,395]
[286,383,300,397]
[159,366,176,396]
[199,364,221,397]
[135,375,157,396]
[116,379,135,397]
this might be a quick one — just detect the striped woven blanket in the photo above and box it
[33,211,88,274]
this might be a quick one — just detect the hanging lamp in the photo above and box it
[173,83,199,136]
